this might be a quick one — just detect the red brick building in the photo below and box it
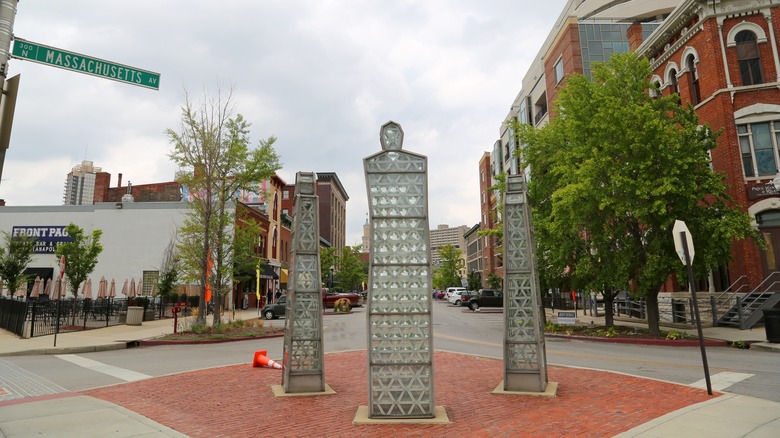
[635,0,780,289]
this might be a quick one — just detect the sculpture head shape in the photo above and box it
[380,121,404,151]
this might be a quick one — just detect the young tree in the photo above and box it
[515,52,757,336]
[156,239,180,306]
[436,244,464,289]
[466,270,482,291]
[167,86,281,323]
[54,223,103,325]
[336,245,367,291]
[320,247,338,289]
[0,232,37,297]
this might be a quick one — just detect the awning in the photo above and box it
[259,264,279,280]
[280,269,288,283]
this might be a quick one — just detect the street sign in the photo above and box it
[11,38,160,90]
[672,220,694,265]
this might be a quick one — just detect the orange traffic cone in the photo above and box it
[253,350,283,369]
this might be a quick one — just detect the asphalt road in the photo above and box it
[2,301,778,403]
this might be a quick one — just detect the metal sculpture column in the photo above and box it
[282,172,325,393]
[502,173,550,392]
[363,121,435,418]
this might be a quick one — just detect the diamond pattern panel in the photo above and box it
[293,257,319,292]
[369,364,433,417]
[365,151,425,172]
[288,339,322,371]
[295,197,318,252]
[367,174,426,218]
[369,314,431,364]
[504,205,530,270]
[506,343,540,370]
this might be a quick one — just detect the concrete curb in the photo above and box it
[545,333,728,347]
[138,332,284,346]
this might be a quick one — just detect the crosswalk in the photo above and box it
[54,354,152,382]
[690,371,754,391]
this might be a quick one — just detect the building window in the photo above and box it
[687,55,700,104]
[282,189,289,200]
[554,57,564,84]
[142,271,159,296]
[738,121,780,177]
[736,31,763,86]
[669,68,680,104]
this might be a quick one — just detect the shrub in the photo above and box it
[665,329,687,340]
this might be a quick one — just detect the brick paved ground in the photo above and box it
[83,350,716,438]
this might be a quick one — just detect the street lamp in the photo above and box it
[329,265,335,289]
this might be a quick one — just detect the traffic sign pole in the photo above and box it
[679,230,713,395]
[0,0,17,188]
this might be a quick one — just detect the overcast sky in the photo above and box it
[1,0,565,246]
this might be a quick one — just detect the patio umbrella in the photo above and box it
[121,279,129,298]
[29,277,42,299]
[98,276,107,299]
[14,281,26,298]
[82,278,93,299]
[43,277,53,297]
[129,278,137,298]
[109,279,116,298]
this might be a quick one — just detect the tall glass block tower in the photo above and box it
[503,173,548,392]
[282,172,325,393]
[363,121,434,418]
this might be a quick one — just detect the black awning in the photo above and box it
[259,264,279,280]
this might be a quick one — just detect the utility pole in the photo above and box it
[0,0,18,188]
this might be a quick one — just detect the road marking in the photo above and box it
[434,332,734,372]
[690,372,753,391]
[55,354,152,382]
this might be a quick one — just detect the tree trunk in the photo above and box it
[645,291,661,337]
[603,290,616,328]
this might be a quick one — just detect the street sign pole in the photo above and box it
[0,0,17,188]
[674,220,712,396]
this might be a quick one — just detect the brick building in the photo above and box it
[634,0,780,290]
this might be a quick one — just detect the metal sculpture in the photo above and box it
[282,171,325,393]
[503,173,548,392]
[363,121,435,418]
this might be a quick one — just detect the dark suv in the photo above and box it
[468,289,503,311]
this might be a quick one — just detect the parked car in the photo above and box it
[435,290,447,300]
[445,287,467,300]
[448,290,475,306]
[322,288,364,308]
[468,288,503,311]
[262,295,287,320]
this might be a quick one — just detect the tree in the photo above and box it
[515,52,757,336]
[466,270,482,291]
[54,223,103,325]
[486,272,503,290]
[320,247,338,289]
[435,244,464,289]
[167,86,281,324]
[156,239,180,306]
[336,245,367,291]
[0,232,36,297]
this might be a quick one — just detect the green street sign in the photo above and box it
[11,37,160,90]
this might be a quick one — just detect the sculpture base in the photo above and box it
[271,383,336,397]
[492,381,558,398]
[352,406,449,424]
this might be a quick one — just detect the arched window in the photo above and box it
[736,30,763,85]
[686,55,700,104]
[669,68,681,104]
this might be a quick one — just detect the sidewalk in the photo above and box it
[1,310,779,437]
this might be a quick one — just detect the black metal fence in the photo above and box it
[1,296,169,338]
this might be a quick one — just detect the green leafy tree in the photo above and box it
[0,232,37,297]
[436,244,464,289]
[336,245,367,291]
[486,272,503,290]
[156,239,180,306]
[54,223,103,325]
[320,247,338,289]
[466,270,482,291]
[514,52,757,335]
[167,86,281,324]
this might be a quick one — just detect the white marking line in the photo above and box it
[690,372,754,391]
[55,354,152,382]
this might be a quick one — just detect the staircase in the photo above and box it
[716,272,780,330]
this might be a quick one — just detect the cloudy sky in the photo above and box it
[1,0,565,246]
